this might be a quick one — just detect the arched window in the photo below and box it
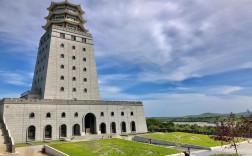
[60,76,64,80]
[83,68,87,72]
[46,112,51,118]
[60,124,67,137]
[83,48,86,51]
[111,112,114,116]
[111,122,116,133]
[72,46,75,50]
[28,126,36,140]
[72,56,76,60]
[29,112,35,118]
[121,112,124,116]
[83,58,86,62]
[72,66,76,70]
[100,112,104,117]
[131,112,134,116]
[131,121,136,132]
[61,112,66,118]
[73,124,80,136]
[44,125,52,138]
[73,88,76,92]
[74,112,78,117]
[100,123,106,134]
[60,54,64,58]
[60,65,64,69]
[72,77,76,81]
[83,78,87,82]
[121,122,126,133]
[84,88,87,93]
[60,87,64,92]
[60,43,64,48]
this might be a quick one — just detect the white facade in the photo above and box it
[0,1,148,145]
[1,99,147,143]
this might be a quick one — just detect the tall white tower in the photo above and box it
[26,0,100,100]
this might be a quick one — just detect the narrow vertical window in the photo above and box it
[82,38,86,43]
[71,35,76,41]
[60,33,65,39]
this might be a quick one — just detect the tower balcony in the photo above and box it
[53,8,79,15]
[51,18,80,24]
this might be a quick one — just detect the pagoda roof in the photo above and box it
[45,10,85,23]
[48,0,84,14]
[43,19,87,32]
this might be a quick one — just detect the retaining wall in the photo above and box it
[133,136,211,150]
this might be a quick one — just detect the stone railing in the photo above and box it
[2,98,143,106]
[1,118,15,153]
[52,25,91,37]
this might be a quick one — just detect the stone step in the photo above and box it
[0,144,7,154]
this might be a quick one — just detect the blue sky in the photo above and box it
[0,0,252,117]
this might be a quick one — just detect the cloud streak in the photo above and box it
[1,0,252,116]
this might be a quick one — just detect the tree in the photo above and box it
[212,112,252,155]
[146,118,163,132]
[212,113,239,155]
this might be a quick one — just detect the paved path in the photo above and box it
[169,141,252,156]
[0,145,51,156]
[192,141,252,156]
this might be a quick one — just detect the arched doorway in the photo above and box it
[84,113,96,134]
[100,123,106,134]
[27,126,36,140]
[121,122,126,133]
[131,121,136,132]
[60,124,67,137]
[44,125,52,139]
[73,124,80,136]
[111,122,116,133]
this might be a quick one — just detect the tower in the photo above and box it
[27,1,100,100]
[1,1,147,146]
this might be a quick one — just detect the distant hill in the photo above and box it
[147,110,252,122]
[184,110,251,118]
[184,112,225,118]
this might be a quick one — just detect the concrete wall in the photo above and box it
[1,98,147,143]
[44,145,69,156]
[31,26,100,100]
[133,136,211,150]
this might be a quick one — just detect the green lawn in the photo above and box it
[142,132,223,147]
[50,138,179,156]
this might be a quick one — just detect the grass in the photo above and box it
[50,138,179,156]
[142,132,223,147]
[15,140,65,147]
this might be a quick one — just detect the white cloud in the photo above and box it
[1,0,252,81]
[0,70,31,86]
[208,86,243,95]
[84,0,252,82]
[98,74,130,85]
[143,93,252,117]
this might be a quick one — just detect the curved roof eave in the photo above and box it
[45,11,85,23]
[47,1,84,14]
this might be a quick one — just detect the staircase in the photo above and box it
[0,123,8,154]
